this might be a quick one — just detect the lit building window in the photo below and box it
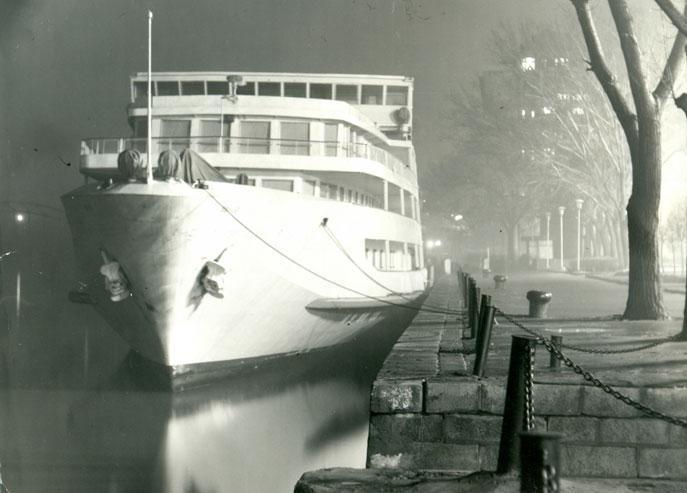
[521,57,536,71]
[542,107,552,115]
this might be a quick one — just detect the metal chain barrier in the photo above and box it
[524,343,535,431]
[496,309,687,429]
[496,309,677,354]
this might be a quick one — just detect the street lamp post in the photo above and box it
[545,212,551,269]
[558,206,566,271]
[575,199,584,272]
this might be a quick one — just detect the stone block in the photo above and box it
[409,442,480,471]
[561,445,637,477]
[534,384,583,416]
[548,417,598,443]
[370,380,423,413]
[479,444,499,471]
[643,388,687,418]
[425,379,480,413]
[443,414,503,443]
[598,418,668,446]
[479,380,506,414]
[439,353,467,374]
[667,423,687,446]
[581,386,642,418]
[638,448,687,479]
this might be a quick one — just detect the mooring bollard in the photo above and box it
[496,334,538,474]
[473,303,496,378]
[549,335,562,369]
[520,431,563,493]
[493,274,507,289]
[526,290,552,318]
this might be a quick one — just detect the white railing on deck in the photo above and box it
[80,136,408,173]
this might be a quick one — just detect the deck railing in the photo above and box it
[81,136,408,173]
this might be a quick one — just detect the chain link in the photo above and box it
[495,310,676,354]
[524,342,535,431]
[543,464,558,493]
[496,309,687,428]
[560,338,674,354]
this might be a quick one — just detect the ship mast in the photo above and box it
[146,10,153,184]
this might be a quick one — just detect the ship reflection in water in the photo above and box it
[0,308,417,493]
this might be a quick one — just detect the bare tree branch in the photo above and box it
[653,4,687,105]
[655,0,687,36]
[570,0,638,144]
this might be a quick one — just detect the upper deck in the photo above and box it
[129,71,414,139]
[80,71,419,197]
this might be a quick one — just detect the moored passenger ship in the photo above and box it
[63,71,427,380]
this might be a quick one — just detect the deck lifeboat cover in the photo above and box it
[175,149,228,183]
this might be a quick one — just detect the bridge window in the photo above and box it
[262,179,293,192]
[361,85,382,105]
[335,85,358,104]
[157,81,180,96]
[236,82,256,95]
[303,179,316,195]
[280,122,310,155]
[133,81,155,99]
[403,190,414,218]
[207,81,228,95]
[160,119,191,152]
[240,121,270,154]
[386,86,408,105]
[258,82,281,96]
[387,183,402,214]
[284,83,307,98]
[181,81,205,95]
[324,123,338,156]
[310,83,332,100]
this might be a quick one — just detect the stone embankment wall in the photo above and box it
[368,375,687,479]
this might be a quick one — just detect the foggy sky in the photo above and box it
[1,0,566,208]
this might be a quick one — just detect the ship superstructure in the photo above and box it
[64,71,426,378]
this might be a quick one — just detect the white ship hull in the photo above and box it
[62,181,426,373]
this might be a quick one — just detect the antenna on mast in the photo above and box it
[147,10,153,184]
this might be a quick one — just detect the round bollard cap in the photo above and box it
[494,275,508,282]
[526,290,552,302]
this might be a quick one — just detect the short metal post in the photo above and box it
[520,431,563,493]
[466,278,477,338]
[474,294,491,352]
[473,305,496,378]
[470,286,481,338]
[549,335,562,369]
[496,335,538,474]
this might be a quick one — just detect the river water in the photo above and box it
[0,308,416,493]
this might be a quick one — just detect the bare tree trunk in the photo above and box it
[623,120,665,319]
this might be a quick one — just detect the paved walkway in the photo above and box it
[479,271,685,319]
[378,271,687,387]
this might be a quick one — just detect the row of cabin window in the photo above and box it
[133,80,408,106]
[222,175,414,218]
[365,240,422,271]
[135,118,378,158]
